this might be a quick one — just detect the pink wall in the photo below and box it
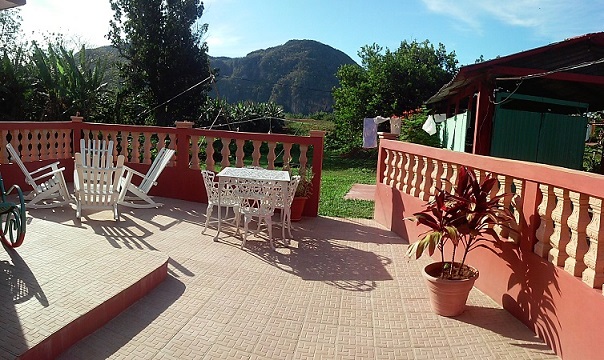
[374,139,604,360]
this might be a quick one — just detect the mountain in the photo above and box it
[210,40,357,114]
[86,39,357,115]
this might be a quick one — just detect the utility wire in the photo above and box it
[495,57,604,81]
[135,74,215,119]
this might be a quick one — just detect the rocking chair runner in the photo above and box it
[0,173,26,248]
[6,143,70,209]
[118,147,175,208]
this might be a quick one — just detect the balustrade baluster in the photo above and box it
[396,151,406,190]
[495,176,513,239]
[565,191,590,276]
[205,138,215,171]
[299,144,308,172]
[510,178,524,243]
[132,133,141,164]
[142,134,152,164]
[418,156,433,201]
[430,159,443,201]
[1,130,8,163]
[220,138,231,168]
[534,184,555,258]
[282,143,293,168]
[549,187,572,267]
[402,153,413,194]
[235,139,245,167]
[267,142,277,169]
[190,136,201,170]
[252,140,262,166]
[582,197,604,289]
[383,148,392,185]
[389,150,399,187]
[410,155,422,198]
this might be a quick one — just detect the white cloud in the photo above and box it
[20,0,113,48]
[421,0,603,40]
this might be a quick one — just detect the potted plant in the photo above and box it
[289,167,313,221]
[406,166,513,316]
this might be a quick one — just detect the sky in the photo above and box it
[16,0,604,66]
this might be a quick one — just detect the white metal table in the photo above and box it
[213,167,290,243]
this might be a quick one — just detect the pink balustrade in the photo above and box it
[0,116,325,217]
[375,138,604,360]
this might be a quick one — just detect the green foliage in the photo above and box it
[108,0,211,126]
[0,47,31,120]
[197,98,285,133]
[29,44,109,121]
[399,108,441,147]
[331,40,458,153]
[406,167,513,279]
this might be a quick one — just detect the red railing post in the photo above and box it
[306,130,325,217]
[71,115,84,154]
[175,121,193,172]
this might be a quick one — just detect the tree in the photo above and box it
[331,40,458,153]
[108,0,212,126]
[29,44,109,121]
[0,9,23,54]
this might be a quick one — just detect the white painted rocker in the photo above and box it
[74,153,126,221]
[6,143,70,209]
[118,147,175,208]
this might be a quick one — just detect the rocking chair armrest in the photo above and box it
[31,167,66,182]
[29,161,63,175]
[123,166,146,179]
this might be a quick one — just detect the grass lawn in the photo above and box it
[318,151,377,218]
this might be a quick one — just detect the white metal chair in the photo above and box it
[6,143,70,209]
[118,147,175,208]
[201,169,240,234]
[275,175,301,240]
[74,153,127,221]
[234,179,280,249]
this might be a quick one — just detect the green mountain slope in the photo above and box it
[210,39,357,114]
[86,39,357,115]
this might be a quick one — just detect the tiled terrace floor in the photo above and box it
[4,196,558,359]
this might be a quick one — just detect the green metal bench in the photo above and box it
[0,173,26,248]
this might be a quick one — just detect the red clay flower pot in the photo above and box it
[422,262,479,317]
[290,197,307,222]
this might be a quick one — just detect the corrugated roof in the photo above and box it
[426,32,604,110]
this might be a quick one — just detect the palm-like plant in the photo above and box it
[407,166,514,279]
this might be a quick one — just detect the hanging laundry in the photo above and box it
[363,118,378,148]
[422,115,437,135]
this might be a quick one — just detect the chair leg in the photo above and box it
[241,215,251,249]
[202,204,213,234]
[286,210,293,238]
[266,216,275,250]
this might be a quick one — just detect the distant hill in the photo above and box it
[210,40,357,114]
[86,39,357,114]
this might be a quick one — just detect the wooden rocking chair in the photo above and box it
[118,147,175,208]
[74,153,126,221]
[6,143,70,209]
